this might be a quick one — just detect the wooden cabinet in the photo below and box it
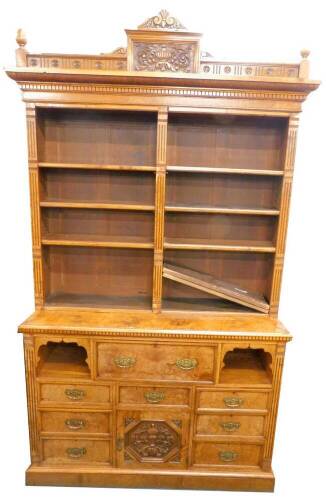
[7,9,319,493]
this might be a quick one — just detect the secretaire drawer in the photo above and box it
[197,390,269,410]
[41,438,111,464]
[39,383,111,405]
[193,442,262,467]
[40,410,111,434]
[118,385,190,406]
[97,343,215,382]
[196,414,265,437]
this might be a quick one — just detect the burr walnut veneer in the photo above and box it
[6,10,319,492]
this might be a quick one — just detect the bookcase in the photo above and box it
[6,10,319,492]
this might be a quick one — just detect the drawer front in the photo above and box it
[119,386,190,406]
[196,414,265,437]
[97,343,215,382]
[40,410,111,434]
[197,390,269,410]
[193,442,262,467]
[39,383,110,405]
[42,438,111,464]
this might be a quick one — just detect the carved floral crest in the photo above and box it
[134,43,194,72]
[138,10,186,31]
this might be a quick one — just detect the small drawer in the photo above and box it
[39,383,110,405]
[119,386,190,406]
[40,410,111,434]
[197,390,269,410]
[42,438,111,464]
[97,343,215,382]
[196,414,265,437]
[193,442,262,467]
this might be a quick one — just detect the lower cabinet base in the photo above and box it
[26,465,275,492]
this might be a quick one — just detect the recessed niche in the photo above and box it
[220,348,272,384]
[37,341,90,378]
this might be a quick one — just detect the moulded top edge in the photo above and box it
[5,66,320,94]
[17,309,292,341]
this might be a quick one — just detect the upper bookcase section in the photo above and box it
[6,9,319,105]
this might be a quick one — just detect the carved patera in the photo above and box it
[138,10,186,31]
[125,420,180,462]
[134,43,194,72]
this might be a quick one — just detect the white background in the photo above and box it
[0,0,325,498]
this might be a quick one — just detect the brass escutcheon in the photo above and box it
[175,358,198,370]
[220,421,241,432]
[66,447,87,458]
[114,356,136,368]
[65,418,86,430]
[144,391,165,404]
[219,451,238,462]
[64,388,85,400]
[223,397,244,408]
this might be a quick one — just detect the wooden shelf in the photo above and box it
[39,162,156,172]
[164,237,276,253]
[37,341,90,379]
[45,293,152,311]
[167,166,284,176]
[42,234,154,249]
[165,204,279,216]
[40,201,155,211]
[162,298,254,314]
[163,263,269,313]
[220,348,272,385]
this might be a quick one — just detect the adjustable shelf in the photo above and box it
[163,263,269,313]
[39,162,156,172]
[42,235,154,249]
[165,205,280,216]
[40,201,155,211]
[167,166,284,176]
[164,238,276,253]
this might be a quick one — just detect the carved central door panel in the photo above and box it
[117,411,190,468]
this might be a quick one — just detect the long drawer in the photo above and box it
[197,389,269,411]
[193,442,262,467]
[97,342,215,382]
[41,438,111,464]
[40,410,111,434]
[196,414,265,437]
[39,383,111,405]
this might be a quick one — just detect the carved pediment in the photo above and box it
[138,9,187,31]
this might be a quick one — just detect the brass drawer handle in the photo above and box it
[223,397,244,408]
[65,418,86,430]
[144,391,165,404]
[66,447,86,459]
[65,388,85,401]
[220,422,240,432]
[175,358,198,370]
[114,356,136,368]
[219,451,238,462]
